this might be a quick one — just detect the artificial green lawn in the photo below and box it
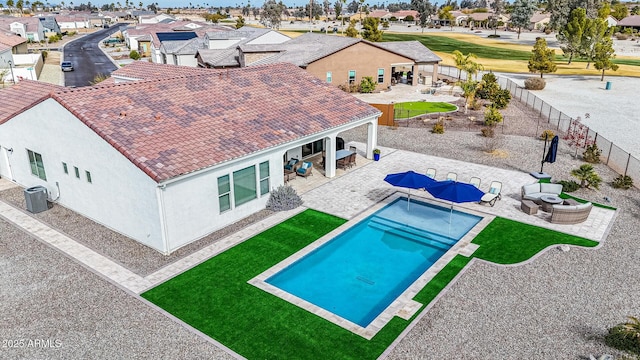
[142,209,599,359]
[382,33,640,67]
[394,101,457,119]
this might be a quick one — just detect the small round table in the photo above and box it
[540,194,563,212]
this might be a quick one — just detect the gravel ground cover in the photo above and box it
[0,217,235,360]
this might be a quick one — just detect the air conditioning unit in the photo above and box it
[24,186,49,213]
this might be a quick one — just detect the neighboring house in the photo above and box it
[55,15,90,30]
[0,31,28,54]
[234,32,441,88]
[0,32,29,83]
[528,12,550,30]
[456,12,509,28]
[159,37,204,66]
[0,62,381,254]
[0,16,60,41]
[605,15,618,27]
[196,27,290,68]
[139,13,176,24]
[617,15,640,30]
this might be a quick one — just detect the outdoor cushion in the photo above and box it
[522,183,540,195]
[301,162,310,169]
[489,186,499,194]
[540,183,563,194]
[284,159,298,171]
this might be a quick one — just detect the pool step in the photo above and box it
[368,217,456,251]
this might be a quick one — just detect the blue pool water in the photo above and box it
[266,198,482,327]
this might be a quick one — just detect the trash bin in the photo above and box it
[606,81,612,90]
[24,186,48,213]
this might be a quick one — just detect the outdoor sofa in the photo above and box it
[521,183,563,202]
[550,202,593,224]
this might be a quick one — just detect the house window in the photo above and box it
[86,171,92,184]
[218,175,231,212]
[326,71,332,83]
[259,161,270,196]
[74,166,80,179]
[378,68,385,83]
[348,70,356,84]
[233,166,257,207]
[62,162,68,174]
[27,150,47,180]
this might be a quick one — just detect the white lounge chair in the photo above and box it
[425,168,436,179]
[469,177,481,188]
[480,181,502,206]
[446,172,457,181]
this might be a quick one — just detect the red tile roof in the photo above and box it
[1,63,380,183]
[0,32,28,47]
[111,61,213,81]
[0,80,64,125]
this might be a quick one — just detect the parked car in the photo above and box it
[61,61,74,72]
[103,38,122,45]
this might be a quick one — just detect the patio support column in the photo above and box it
[411,64,417,86]
[325,136,337,178]
[432,62,438,83]
[366,119,378,159]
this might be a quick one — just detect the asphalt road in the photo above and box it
[63,24,129,87]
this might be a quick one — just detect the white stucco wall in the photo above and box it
[206,39,241,50]
[176,54,198,67]
[160,151,282,251]
[0,99,165,252]
[246,31,290,45]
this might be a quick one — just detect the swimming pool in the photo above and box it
[264,197,482,328]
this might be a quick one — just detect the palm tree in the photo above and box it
[570,164,601,189]
[452,50,482,81]
[621,316,640,341]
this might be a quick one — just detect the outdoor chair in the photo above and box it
[349,146,357,153]
[469,177,481,188]
[446,172,457,181]
[284,158,299,172]
[337,156,349,170]
[425,168,436,179]
[347,153,356,168]
[480,181,503,207]
[297,161,313,178]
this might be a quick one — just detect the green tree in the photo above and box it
[459,79,478,114]
[611,2,628,20]
[581,17,608,69]
[557,8,586,64]
[411,0,434,33]
[528,37,557,78]
[359,76,376,93]
[334,0,342,20]
[16,0,23,13]
[593,35,619,81]
[483,106,503,126]
[462,56,484,81]
[490,0,505,36]
[345,19,358,37]
[438,5,455,29]
[452,50,475,81]
[361,17,383,41]
[260,0,285,29]
[570,163,602,189]
[510,0,537,39]
[129,50,141,60]
[235,15,245,29]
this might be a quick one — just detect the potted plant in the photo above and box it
[373,148,381,161]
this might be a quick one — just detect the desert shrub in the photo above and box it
[481,127,495,137]
[483,107,503,126]
[359,76,376,93]
[389,16,397,21]
[482,134,503,152]
[540,129,555,140]
[571,163,602,189]
[612,175,634,189]
[583,144,602,163]
[616,33,629,40]
[605,319,640,355]
[487,34,500,38]
[266,185,303,211]
[491,88,511,109]
[524,77,546,90]
[544,28,552,34]
[41,50,48,60]
[557,180,579,192]
[470,99,483,110]
[432,120,445,134]
[129,50,141,60]
[476,72,499,99]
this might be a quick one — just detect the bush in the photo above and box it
[605,322,640,355]
[481,127,495,137]
[571,163,602,189]
[389,16,397,21]
[616,33,629,40]
[491,88,511,109]
[612,175,634,189]
[129,50,141,60]
[359,76,376,93]
[524,77,546,90]
[557,180,579,192]
[540,129,555,140]
[487,34,500,38]
[432,120,445,134]
[476,72,499,99]
[404,15,414,22]
[41,50,48,60]
[266,185,303,211]
[483,107,503,126]
[583,144,602,163]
